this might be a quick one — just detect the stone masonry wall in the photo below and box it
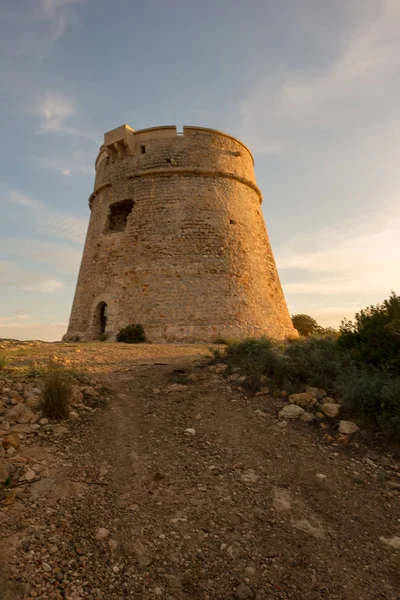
[64,125,296,342]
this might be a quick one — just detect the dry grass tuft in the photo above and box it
[40,359,72,420]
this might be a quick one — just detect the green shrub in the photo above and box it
[336,366,400,439]
[219,337,289,391]
[116,324,146,344]
[338,291,400,373]
[99,332,110,342]
[40,359,72,420]
[292,314,322,337]
[285,336,351,393]
[0,353,8,370]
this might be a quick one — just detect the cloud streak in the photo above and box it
[7,189,88,244]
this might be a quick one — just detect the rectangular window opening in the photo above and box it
[140,145,146,154]
[106,199,134,233]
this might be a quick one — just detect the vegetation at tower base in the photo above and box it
[116,324,146,344]
[214,292,400,441]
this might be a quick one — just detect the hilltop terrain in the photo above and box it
[1,341,399,600]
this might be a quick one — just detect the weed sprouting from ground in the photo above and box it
[0,353,9,370]
[40,359,72,420]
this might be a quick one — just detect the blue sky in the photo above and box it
[1,0,399,341]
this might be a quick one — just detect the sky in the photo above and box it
[0,0,399,341]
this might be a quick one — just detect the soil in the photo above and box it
[1,342,400,600]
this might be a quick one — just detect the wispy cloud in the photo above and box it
[38,0,86,21]
[7,188,88,244]
[277,210,400,325]
[1,0,87,64]
[61,169,72,176]
[37,93,77,133]
[2,237,83,273]
[0,260,65,294]
[238,0,400,147]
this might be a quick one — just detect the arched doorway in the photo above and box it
[94,301,108,337]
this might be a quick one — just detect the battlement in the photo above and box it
[96,124,254,169]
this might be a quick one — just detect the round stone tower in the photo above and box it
[64,124,296,343]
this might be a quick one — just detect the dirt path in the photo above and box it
[1,345,400,599]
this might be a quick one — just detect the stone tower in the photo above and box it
[64,124,296,343]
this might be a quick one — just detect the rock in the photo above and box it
[195,413,202,420]
[272,488,291,512]
[291,519,325,539]
[236,581,253,599]
[185,428,196,435]
[321,403,340,418]
[2,433,20,449]
[108,539,118,553]
[380,536,400,549]
[0,401,6,415]
[25,396,42,411]
[277,420,288,428]
[255,410,267,418]
[300,412,315,422]
[316,473,327,480]
[95,527,110,541]
[69,411,79,421]
[321,396,337,405]
[52,425,68,436]
[20,468,36,482]
[42,562,52,572]
[339,420,359,434]
[84,386,98,397]
[2,488,19,506]
[241,469,259,483]
[279,404,305,419]
[5,404,35,424]
[288,393,316,408]
[228,541,244,559]
[306,386,326,400]
[0,458,11,483]
[11,424,33,434]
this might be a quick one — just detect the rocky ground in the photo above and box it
[1,341,400,600]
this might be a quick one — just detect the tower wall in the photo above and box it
[64,125,296,342]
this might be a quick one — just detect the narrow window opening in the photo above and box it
[166,158,172,165]
[140,145,146,154]
[229,219,237,225]
[99,303,107,334]
[106,199,134,233]
[94,301,108,337]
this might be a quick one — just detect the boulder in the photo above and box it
[5,404,36,424]
[339,420,359,435]
[300,412,315,422]
[279,404,305,419]
[306,386,326,400]
[289,392,316,408]
[321,403,340,418]
[2,433,20,450]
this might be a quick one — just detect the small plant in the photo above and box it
[116,324,146,344]
[0,353,9,370]
[99,332,110,342]
[27,361,46,378]
[40,359,72,420]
